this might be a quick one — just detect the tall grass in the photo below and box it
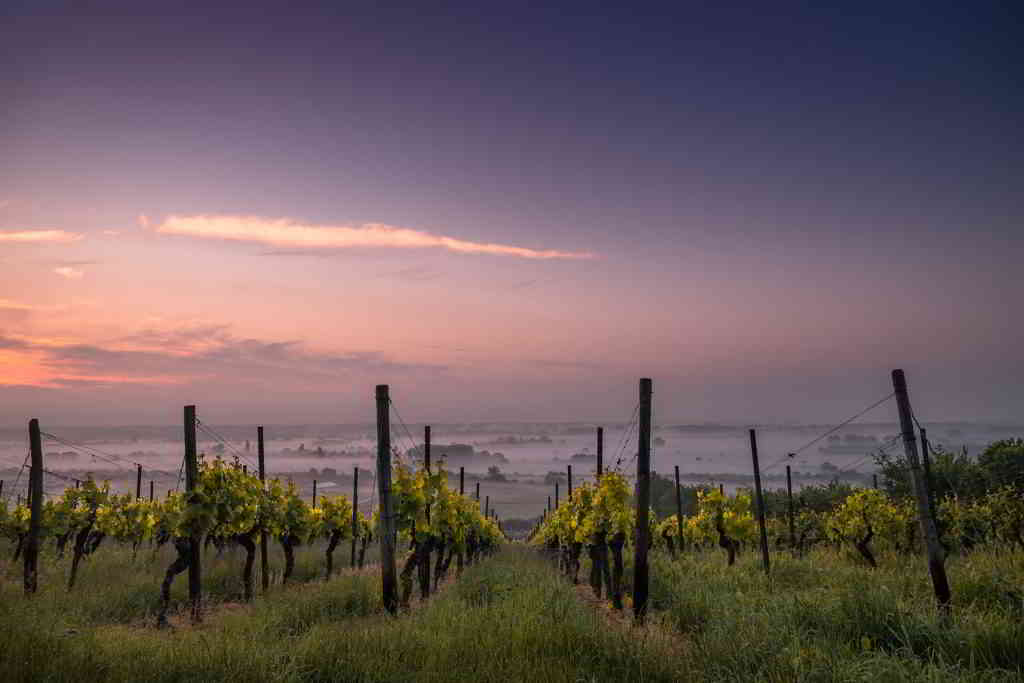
[645,545,1024,681]
[1,539,1021,682]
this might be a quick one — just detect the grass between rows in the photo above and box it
[2,540,1022,682]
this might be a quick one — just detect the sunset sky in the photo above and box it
[2,2,1021,426]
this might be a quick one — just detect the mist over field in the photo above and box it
[4,419,1019,519]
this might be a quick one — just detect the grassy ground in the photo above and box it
[1,539,1021,682]
[644,546,1024,682]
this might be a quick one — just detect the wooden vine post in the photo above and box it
[258,426,270,592]
[459,466,465,495]
[596,426,603,478]
[184,405,202,622]
[633,377,653,621]
[149,479,155,502]
[749,429,770,576]
[24,418,43,595]
[892,369,951,620]
[376,385,398,615]
[350,465,359,568]
[920,428,939,522]
[420,425,432,599]
[136,463,142,499]
[674,465,684,550]
[786,464,795,548]
[555,481,559,509]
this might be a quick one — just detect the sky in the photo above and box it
[1,1,1022,426]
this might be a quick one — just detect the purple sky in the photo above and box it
[2,2,1022,426]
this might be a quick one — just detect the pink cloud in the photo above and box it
[0,229,83,243]
[54,266,84,279]
[155,214,595,260]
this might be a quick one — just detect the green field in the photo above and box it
[1,539,1021,682]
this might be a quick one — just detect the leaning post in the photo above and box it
[749,429,770,576]
[892,369,951,620]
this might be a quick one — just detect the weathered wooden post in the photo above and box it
[149,479,155,502]
[567,464,573,498]
[0,479,4,499]
[786,464,795,548]
[485,495,489,519]
[719,483,724,495]
[376,385,398,614]
[547,496,551,513]
[459,466,464,495]
[873,473,879,489]
[475,481,480,501]
[920,428,939,521]
[674,465,684,549]
[749,429,770,576]
[24,418,43,594]
[421,425,432,599]
[555,481,559,509]
[424,425,431,472]
[633,377,653,621]
[596,427,603,478]
[350,466,359,568]
[312,479,317,507]
[136,463,142,499]
[258,426,269,592]
[892,369,951,619]
[184,405,201,622]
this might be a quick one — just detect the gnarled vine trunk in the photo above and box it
[399,546,418,608]
[418,537,433,598]
[234,534,256,600]
[432,538,447,591]
[854,525,876,568]
[68,523,95,591]
[587,543,601,596]
[609,531,625,610]
[715,517,737,567]
[279,535,297,584]
[325,529,342,580]
[358,534,370,568]
[157,538,192,628]
[569,541,583,584]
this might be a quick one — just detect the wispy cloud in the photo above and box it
[0,229,83,243]
[0,299,52,312]
[155,214,595,260]
[54,266,84,279]
[0,326,445,389]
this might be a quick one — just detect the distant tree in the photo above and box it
[544,471,568,486]
[485,465,507,482]
[877,443,988,502]
[978,439,1024,490]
